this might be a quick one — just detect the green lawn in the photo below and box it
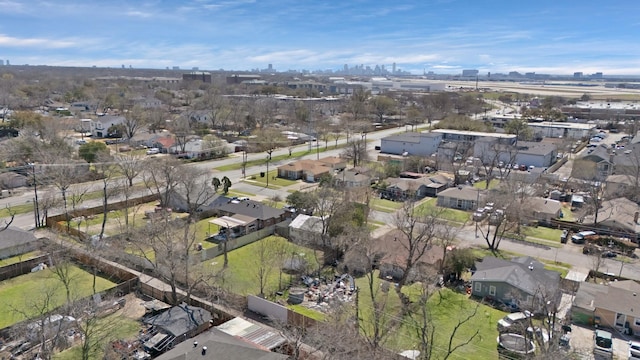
[392,289,506,360]
[194,217,221,249]
[371,198,403,213]
[244,170,298,189]
[354,273,505,360]
[223,189,256,198]
[200,235,322,296]
[53,314,140,360]
[0,202,34,217]
[473,179,501,190]
[560,204,574,221]
[0,251,42,267]
[523,226,563,242]
[0,265,117,328]
[415,198,470,224]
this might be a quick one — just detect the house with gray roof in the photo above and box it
[522,197,563,224]
[0,228,40,260]
[211,198,292,229]
[572,280,640,334]
[436,186,482,210]
[383,174,453,200]
[582,197,640,239]
[380,131,443,157]
[471,256,561,311]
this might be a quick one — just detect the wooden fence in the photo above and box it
[200,225,275,261]
[0,254,51,281]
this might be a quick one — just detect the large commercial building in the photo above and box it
[528,121,596,139]
[380,132,443,156]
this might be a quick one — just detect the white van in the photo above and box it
[571,231,596,244]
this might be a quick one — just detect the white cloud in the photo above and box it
[0,34,76,48]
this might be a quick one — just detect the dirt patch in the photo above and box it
[118,293,148,319]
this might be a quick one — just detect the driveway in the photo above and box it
[567,324,632,359]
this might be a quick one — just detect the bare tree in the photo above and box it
[393,198,442,312]
[252,237,276,297]
[342,138,368,167]
[142,157,183,208]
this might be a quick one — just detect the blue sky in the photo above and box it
[1,0,640,75]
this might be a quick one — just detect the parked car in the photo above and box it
[571,231,596,244]
[629,340,640,359]
[601,251,617,258]
[146,147,160,155]
[593,329,613,359]
[497,311,532,332]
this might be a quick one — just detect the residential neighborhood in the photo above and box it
[1,64,640,360]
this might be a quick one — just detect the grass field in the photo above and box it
[473,179,501,190]
[243,170,299,189]
[415,198,470,224]
[0,265,117,328]
[523,226,563,242]
[200,235,322,296]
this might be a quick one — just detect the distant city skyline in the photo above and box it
[2,1,640,75]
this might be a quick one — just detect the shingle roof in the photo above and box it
[471,256,560,296]
[437,186,479,201]
[215,199,286,221]
[0,228,38,251]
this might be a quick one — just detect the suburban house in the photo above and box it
[0,228,41,259]
[277,159,330,182]
[572,280,640,335]
[129,96,162,109]
[379,132,443,157]
[318,156,347,171]
[582,197,640,239]
[521,197,563,224]
[154,136,177,153]
[169,138,229,159]
[365,229,443,282]
[154,328,288,360]
[470,256,561,310]
[90,115,126,138]
[288,214,324,246]
[212,198,292,229]
[143,304,212,354]
[383,174,452,200]
[436,186,482,211]
[572,146,614,180]
[334,168,372,188]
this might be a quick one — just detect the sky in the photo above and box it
[1,0,640,75]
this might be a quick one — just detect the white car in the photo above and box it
[629,341,640,359]
[497,311,532,332]
[146,148,160,155]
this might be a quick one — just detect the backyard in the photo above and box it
[0,264,117,328]
[200,235,323,296]
[354,273,506,360]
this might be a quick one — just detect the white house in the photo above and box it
[90,115,126,138]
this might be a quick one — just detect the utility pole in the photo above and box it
[30,163,40,228]
[266,148,273,188]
